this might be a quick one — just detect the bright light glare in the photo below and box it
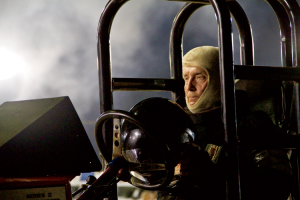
[0,47,26,80]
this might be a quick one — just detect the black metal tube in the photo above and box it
[97,0,129,114]
[274,1,300,199]
[278,0,300,137]
[235,65,300,81]
[169,1,254,104]
[280,0,300,65]
[169,3,206,103]
[76,157,127,200]
[94,110,176,190]
[227,1,254,66]
[266,0,293,67]
[164,0,210,2]
[210,0,240,200]
[95,110,147,162]
[169,1,251,199]
[265,0,294,143]
[113,78,183,91]
[97,0,129,169]
[112,66,300,92]
[97,2,129,200]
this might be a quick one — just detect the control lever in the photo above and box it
[72,175,97,197]
[76,157,127,200]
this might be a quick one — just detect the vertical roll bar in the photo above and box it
[266,0,294,132]
[169,1,254,102]
[227,1,254,66]
[169,3,207,103]
[97,1,129,200]
[97,0,129,116]
[170,1,254,199]
[265,0,293,66]
[266,1,300,199]
[276,0,300,135]
[97,0,129,163]
[209,1,240,200]
[97,0,300,199]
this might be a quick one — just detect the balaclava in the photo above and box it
[183,46,221,113]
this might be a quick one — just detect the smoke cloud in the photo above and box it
[0,0,298,156]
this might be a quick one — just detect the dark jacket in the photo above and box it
[157,107,226,200]
[158,95,292,200]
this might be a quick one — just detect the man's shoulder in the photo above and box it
[184,106,222,124]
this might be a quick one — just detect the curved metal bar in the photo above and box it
[279,0,300,65]
[266,0,293,67]
[94,109,173,163]
[169,3,206,103]
[264,0,293,135]
[97,0,129,164]
[227,1,254,65]
[112,78,184,91]
[262,1,300,200]
[278,0,300,132]
[169,1,245,199]
[97,0,129,114]
[130,164,175,190]
[269,1,300,199]
[210,0,240,200]
[169,1,254,105]
[94,110,175,190]
[95,110,147,162]
[169,3,206,79]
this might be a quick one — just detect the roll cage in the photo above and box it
[96,0,300,199]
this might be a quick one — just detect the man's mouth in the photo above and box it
[188,97,198,105]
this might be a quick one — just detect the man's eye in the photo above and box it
[197,76,205,80]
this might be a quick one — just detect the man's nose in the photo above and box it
[187,78,196,91]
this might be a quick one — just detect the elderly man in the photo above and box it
[158,46,292,200]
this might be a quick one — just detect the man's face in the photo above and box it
[183,66,208,106]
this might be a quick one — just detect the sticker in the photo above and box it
[0,186,67,200]
[205,144,222,164]
[174,163,181,175]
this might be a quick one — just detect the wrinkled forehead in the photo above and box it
[182,65,208,76]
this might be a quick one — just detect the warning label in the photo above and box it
[0,186,66,200]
